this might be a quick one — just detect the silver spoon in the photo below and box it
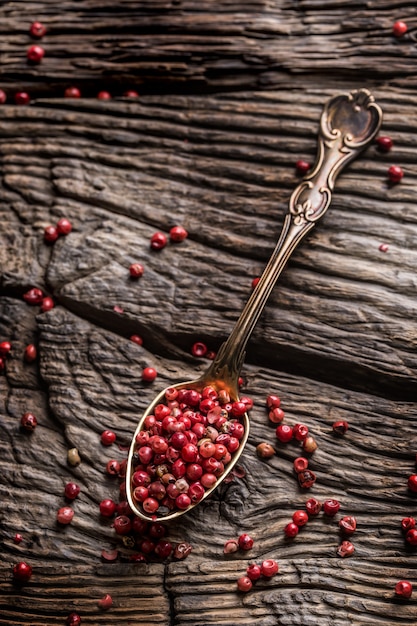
[126,88,382,522]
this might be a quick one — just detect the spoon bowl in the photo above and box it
[126,88,382,522]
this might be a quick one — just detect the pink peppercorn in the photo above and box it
[20,412,38,432]
[388,165,404,183]
[66,612,81,626]
[238,533,254,551]
[65,87,81,98]
[101,430,116,446]
[0,341,11,356]
[339,515,357,535]
[295,159,311,175]
[97,593,113,609]
[41,297,54,312]
[64,482,80,500]
[124,90,139,98]
[0,90,6,104]
[129,263,144,278]
[407,474,417,493]
[292,510,309,526]
[223,539,239,554]
[142,367,157,382]
[30,22,47,38]
[401,517,416,532]
[305,497,322,516]
[27,45,45,63]
[169,225,188,242]
[332,420,349,435]
[395,580,413,598]
[376,136,393,153]
[23,288,44,305]
[150,232,167,250]
[13,561,32,582]
[130,334,143,345]
[97,91,112,100]
[24,344,37,362]
[284,522,299,538]
[56,218,72,235]
[236,576,252,592]
[337,540,355,557]
[191,342,207,357]
[392,21,408,37]
[275,424,293,443]
[268,407,285,424]
[323,499,340,516]
[261,559,279,577]
[15,92,30,105]
[56,506,74,525]
[246,563,262,581]
[406,529,417,546]
[44,225,59,244]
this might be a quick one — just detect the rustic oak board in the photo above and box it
[1,1,417,95]
[1,1,417,625]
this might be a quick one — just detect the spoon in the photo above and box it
[126,88,382,522]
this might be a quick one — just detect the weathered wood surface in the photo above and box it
[1,2,417,626]
[1,1,417,96]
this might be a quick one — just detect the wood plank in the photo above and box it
[0,1,417,96]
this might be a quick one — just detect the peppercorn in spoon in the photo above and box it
[126,88,382,522]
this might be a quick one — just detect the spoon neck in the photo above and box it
[206,215,314,390]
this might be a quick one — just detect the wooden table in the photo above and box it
[1,2,416,624]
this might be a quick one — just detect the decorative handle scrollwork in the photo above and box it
[206,89,382,390]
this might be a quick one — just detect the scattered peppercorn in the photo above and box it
[224,539,239,554]
[392,21,408,37]
[142,366,157,382]
[376,136,393,152]
[388,165,404,183]
[297,469,317,489]
[64,482,80,501]
[20,412,38,432]
[295,159,311,175]
[65,87,81,98]
[191,342,207,357]
[323,498,340,516]
[332,420,349,435]
[407,474,417,492]
[238,533,254,551]
[97,593,113,609]
[24,344,37,362]
[67,447,81,466]
[97,91,112,100]
[15,92,30,105]
[56,506,74,525]
[256,442,275,459]
[284,522,299,538]
[337,540,355,557]
[124,90,140,98]
[23,288,44,305]
[41,297,54,312]
[0,341,11,357]
[0,89,6,104]
[29,21,47,38]
[339,515,357,535]
[236,576,253,592]
[66,613,82,626]
[150,232,167,250]
[169,225,188,242]
[395,580,413,599]
[27,45,45,63]
[56,218,72,235]
[101,430,117,446]
[305,497,322,516]
[12,561,32,582]
[129,263,144,278]
[302,436,318,453]
[130,335,143,346]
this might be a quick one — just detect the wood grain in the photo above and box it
[1,2,417,625]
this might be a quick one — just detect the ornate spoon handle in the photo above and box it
[205,88,382,390]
